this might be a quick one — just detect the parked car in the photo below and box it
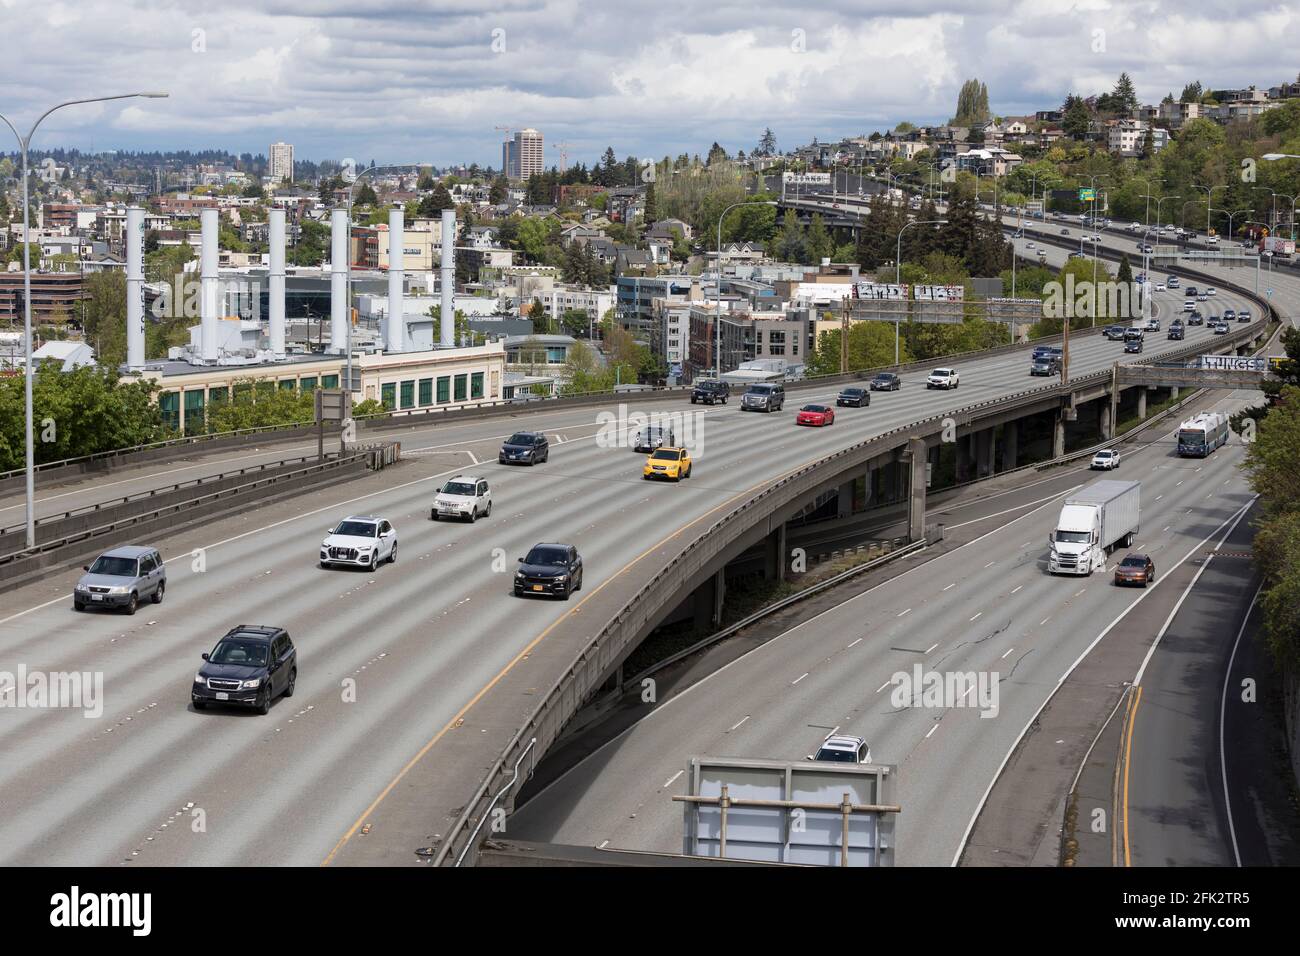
[740,382,785,412]
[192,625,296,715]
[633,425,676,453]
[514,543,583,600]
[796,404,835,426]
[320,516,397,571]
[1091,449,1121,470]
[643,447,692,481]
[836,386,870,407]
[74,545,165,614]
[808,733,871,764]
[431,476,492,522]
[499,431,549,465]
[690,379,730,405]
[869,372,901,391]
[1114,553,1155,587]
[927,368,960,389]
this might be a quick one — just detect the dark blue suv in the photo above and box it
[193,625,296,715]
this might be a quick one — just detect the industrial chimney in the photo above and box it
[125,206,145,369]
[440,208,455,349]
[200,208,220,363]
[269,207,286,358]
[330,209,348,355]
[387,206,405,353]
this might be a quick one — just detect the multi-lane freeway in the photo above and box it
[0,206,1273,867]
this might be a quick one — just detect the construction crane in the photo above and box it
[552,141,573,174]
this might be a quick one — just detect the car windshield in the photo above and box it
[1120,557,1147,567]
[1096,451,1114,458]
[442,482,477,496]
[1055,530,1090,543]
[748,386,773,395]
[333,521,377,537]
[651,449,680,460]
[841,389,863,395]
[88,555,138,577]
[506,433,537,445]
[525,546,570,566]
[932,369,952,376]
[209,640,268,666]
[802,405,828,413]
[814,748,857,762]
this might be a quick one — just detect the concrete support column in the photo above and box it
[1137,388,1148,420]
[1053,412,1066,459]
[1169,386,1180,401]
[955,433,973,483]
[1001,421,1019,471]
[976,428,995,478]
[908,437,927,542]
[763,524,788,582]
[837,479,855,519]
[884,461,902,502]
[1099,401,1112,441]
[693,569,726,630]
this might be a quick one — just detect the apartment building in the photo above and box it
[269,142,295,183]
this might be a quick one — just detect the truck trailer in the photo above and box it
[1047,479,1141,575]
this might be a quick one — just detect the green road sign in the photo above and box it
[1078,188,1096,201]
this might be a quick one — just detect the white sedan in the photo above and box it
[1091,450,1121,470]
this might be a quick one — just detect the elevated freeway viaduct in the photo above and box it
[0,218,1277,868]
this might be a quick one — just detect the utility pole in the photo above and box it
[840,297,849,374]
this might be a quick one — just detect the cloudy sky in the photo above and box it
[3,0,1298,167]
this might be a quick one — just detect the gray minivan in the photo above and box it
[741,382,785,412]
[74,545,166,614]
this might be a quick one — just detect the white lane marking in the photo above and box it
[946,485,1085,531]
[791,673,809,685]
[1010,585,1023,594]
[943,583,956,591]
[1001,647,1015,660]
[663,770,684,789]
[1039,617,1051,626]
[598,840,610,849]
[925,724,940,739]
[876,681,890,694]
[1220,581,1263,869]
[969,612,982,622]
[983,561,996,568]
[465,450,479,465]
[925,642,939,654]
[847,638,863,649]
[897,608,912,617]
[728,715,751,732]
[1074,589,1086,597]
[1155,494,1163,501]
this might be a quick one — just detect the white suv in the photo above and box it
[1091,449,1121,470]
[320,516,397,571]
[808,733,871,764]
[927,368,960,389]
[431,475,492,522]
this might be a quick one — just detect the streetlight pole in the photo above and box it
[895,218,947,364]
[0,91,168,551]
[715,200,776,376]
[1189,184,1225,243]
[1132,177,1164,229]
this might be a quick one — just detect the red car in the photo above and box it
[796,404,835,426]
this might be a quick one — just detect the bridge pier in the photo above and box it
[975,428,995,478]
[1137,388,1147,421]
[763,524,788,582]
[1052,412,1066,459]
[691,568,726,630]
[1001,421,1019,471]
[836,478,856,519]
[908,437,926,542]
[1170,386,1180,401]
[955,433,974,483]
[1099,401,1112,441]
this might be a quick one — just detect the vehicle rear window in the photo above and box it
[815,748,857,762]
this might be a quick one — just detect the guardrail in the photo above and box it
[431,245,1274,868]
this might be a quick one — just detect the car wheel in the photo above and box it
[559,586,571,601]
[690,397,697,404]
[193,700,206,711]
[152,581,165,604]
[124,593,138,616]
[283,668,297,698]
[74,601,85,612]
[256,685,271,716]
[469,507,477,523]
[576,570,583,591]
[368,553,378,573]
[486,500,492,517]
[430,510,438,521]
[389,543,397,564]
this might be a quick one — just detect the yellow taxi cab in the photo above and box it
[643,446,692,481]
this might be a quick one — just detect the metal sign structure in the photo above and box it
[315,388,352,460]
[676,756,898,866]
[1078,187,1096,202]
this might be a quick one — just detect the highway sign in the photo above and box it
[1078,188,1096,202]
[1198,355,1266,372]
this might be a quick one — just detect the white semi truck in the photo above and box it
[1047,479,1141,575]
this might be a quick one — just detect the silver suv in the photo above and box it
[741,382,785,412]
[74,545,166,614]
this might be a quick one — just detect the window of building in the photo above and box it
[321,374,339,388]
[418,378,433,406]
[183,390,205,435]
[770,344,786,355]
[454,374,468,401]
[159,391,180,431]
[208,386,229,407]
[279,379,296,391]
[233,382,252,402]
[299,376,317,392]
[471,372,484,399]
[381,382,396,410]
[255,380,275,399]
[400,380,415,409]
[437,376,450,403]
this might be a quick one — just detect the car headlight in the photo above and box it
[240,678,262,689]
[109,586,130,595]
[194,673,205,684]
[515,571,525,579]
[554,575,568,583]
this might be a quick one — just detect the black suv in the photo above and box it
[193,625,296,715]
[836,386,870,407]
[869,372,901,391]
[499,432,550,465]
[690,379,730,405]
[1167,322,1185,340]
[515,543,584,600]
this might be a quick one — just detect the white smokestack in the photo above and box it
[269,207,286,358]
[440,207,455,349]
[387,206,405,353]
[200,208,220,363]
[330,209,348,355]
[125,206,145,369]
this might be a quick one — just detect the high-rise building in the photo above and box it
[269,142,295,183]
[504,128,543,180]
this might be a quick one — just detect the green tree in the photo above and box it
[952,79,991,126]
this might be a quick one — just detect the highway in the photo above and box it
[0,204,1267,867]
[507,389,1261,864]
